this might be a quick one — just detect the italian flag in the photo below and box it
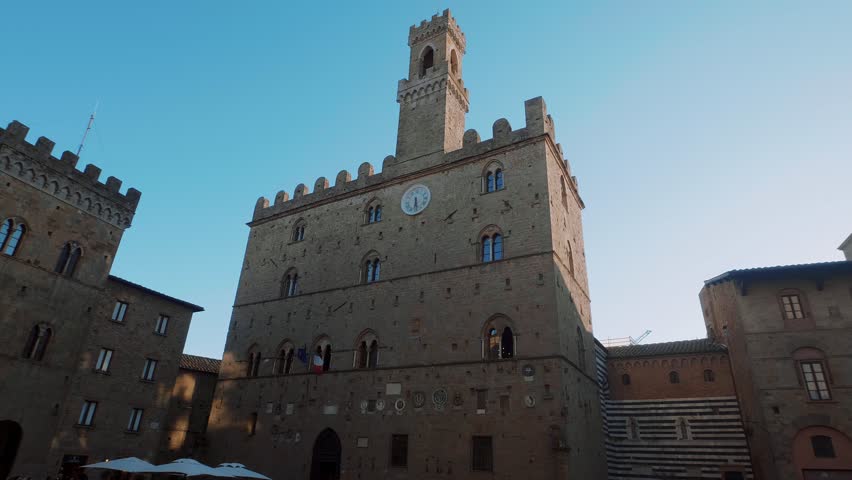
[312,354,324,374]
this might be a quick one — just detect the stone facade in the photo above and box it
[700,260,852,479]
[160,355,221,462]
[205,10,605,480]
[599,339,753,479]
[0,121,203,479]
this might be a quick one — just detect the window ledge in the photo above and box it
[92,369,111,376]
[806,399,838,404]
[74,424,95,430]
[153,332,167,337]
[109,319,126,326]
[139,379,156,384]
[124,430,141,435]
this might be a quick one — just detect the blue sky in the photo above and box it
[3,1,850,358]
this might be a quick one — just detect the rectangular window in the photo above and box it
[78,401,97,426]
[127,408,143,432]
[94,348,113,373]
[154,315,169,335]
[801,361,831,400]
[248,412,258,436]
[472,436,493,472]
[781,294,804,319]
[141,358,158,381]
[111,301,129,322]
[476,389,487,414]
[390,434,408,468]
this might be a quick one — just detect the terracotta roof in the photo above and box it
[108,275,204,312]
[180,354,221,374]
[704,260,852,286]
[606,339,726,359]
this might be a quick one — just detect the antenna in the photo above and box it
[76,101,99,157]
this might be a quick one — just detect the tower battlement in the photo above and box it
[251,97,576,223]
[0,120,141,229]
[408,9,466,52]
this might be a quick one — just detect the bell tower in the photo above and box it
[395,9,469,163]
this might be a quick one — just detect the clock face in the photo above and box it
[401,184,431,215]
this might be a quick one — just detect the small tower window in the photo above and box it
[420,47,434,77]
[283,269,299,298]
[367,204,383,224]
[703,369,715,382]
[482,317,516,360]
[292,221,306,242]
[481,233,503,262]
[364,257,381,283]
[23,324,51,361]
[621,374,631,386]
[55,242,82,277]
[483,164,506,193]
[450,50,459,76]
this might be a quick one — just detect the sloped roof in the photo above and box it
[108,275,204,312]
[607,338,726,359]
[180,354,221,374]
[704,260,852,286]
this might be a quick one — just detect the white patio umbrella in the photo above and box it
[82,457,155,473]
[144,458,233,477]
[214,463,271,480]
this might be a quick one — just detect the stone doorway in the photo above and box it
[0,420,23,480]
[310,428,341,480]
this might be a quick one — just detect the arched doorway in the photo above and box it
[0,421,22,480]
[310,428,341,480]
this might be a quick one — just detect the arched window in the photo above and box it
[703,369,715,382]
[483,164,506,193]
[292,220,306,242]
[353,331,379,369]
[312,337,332,372]
[282,269,299,298]
[669,371,680,384]
[481,230,504,263]
[22,324,51,361]
[450,50,459,76]
[0,219,26,256]
[246,347,261,378]
[576,326,586,370]
[363,253,381,283]
[366,203,383,224]
[482,317,516,360]
[621,374,631,386]
[275,342,295,375]
[54,242,82,277]
[420,46,434,77]
[678,418,689,439]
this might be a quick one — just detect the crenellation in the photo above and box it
[274,190,289,205]
[105,176,122,193]
[293,183,309,198]
[250,98,567,223]
[463,129,480,146]
[59,151,79,169]
[314,176,329,191]
[83,163,101,180]
[357,161,374,179]
[0,120,142,228]
[335,170,351,186]
[492,118,512,144]
[34,137,55,158]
